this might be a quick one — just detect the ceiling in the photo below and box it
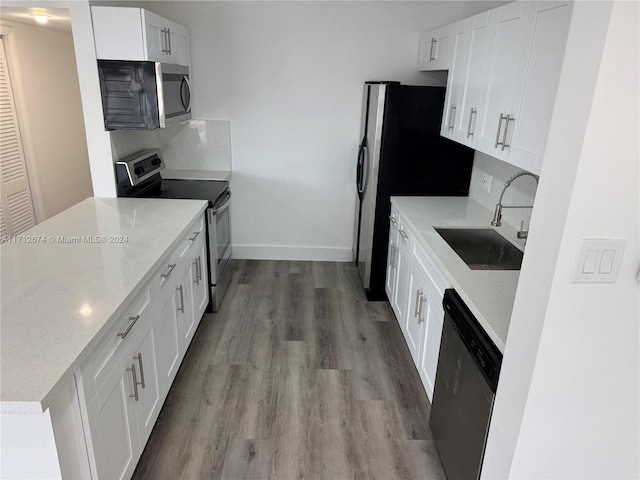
[0,7,72,33]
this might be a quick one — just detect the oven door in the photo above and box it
[156,63,192,128]
[208,190,232,282]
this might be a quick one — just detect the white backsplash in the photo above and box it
[110,119,232,171]
[468,152,538,232]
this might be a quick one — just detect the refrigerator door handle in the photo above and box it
[356,141,365,194]
[357,140,369,195]
[359,143,370,195]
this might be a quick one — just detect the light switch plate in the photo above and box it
[572,239,626,283]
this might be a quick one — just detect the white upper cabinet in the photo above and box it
[92,7,190,67]
[440,19,471,140]
[477,2,530,159]
[503,1,573,174]
[418,23,456,71]
[424,1,573,174]
[456,11,495,149]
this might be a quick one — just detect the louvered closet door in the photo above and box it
[0,37,35,237]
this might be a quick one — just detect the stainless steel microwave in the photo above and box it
[98,60,192,130]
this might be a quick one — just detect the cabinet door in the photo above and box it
[403,263,427,365]
[85,346,140,480]
[172,23,190,67]
[418,24,455,71]
[132,319,161,450]
[441,20,471,140]
[391,228,410,323]
[142,9,169,62]
[385,221,399,300]
[456,11,495,148]
[418,293,445,402]
[191,240,209,323]
[153,289,180,396]
[91,7,146,61]
[176,269,195,356]
[506,1,573,174]
[477,2,530,158]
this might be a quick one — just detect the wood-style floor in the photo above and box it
[132,260,445,480]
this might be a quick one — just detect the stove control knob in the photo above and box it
[135,167,144,176]
[151,158,161,166]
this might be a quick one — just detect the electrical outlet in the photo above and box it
[482,173,492,193]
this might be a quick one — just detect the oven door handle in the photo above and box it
[211,191,231,215]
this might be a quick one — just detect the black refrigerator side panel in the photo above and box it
[367,85,474,301]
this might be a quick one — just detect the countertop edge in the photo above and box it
[0,200,208,415]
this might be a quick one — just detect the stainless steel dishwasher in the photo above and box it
[430,289,503,480]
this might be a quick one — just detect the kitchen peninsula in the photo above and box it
[1,197,208,478]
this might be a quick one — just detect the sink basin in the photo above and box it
[435,228,523,270]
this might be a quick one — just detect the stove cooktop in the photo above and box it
[128,177,229,207]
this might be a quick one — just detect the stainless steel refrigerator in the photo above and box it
[353,82,474,300]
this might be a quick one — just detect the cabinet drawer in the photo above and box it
[176,214,205,263]
[396,213,412,250]
[412,241,449,299]
[79,288,152,402]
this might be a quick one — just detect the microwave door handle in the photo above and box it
[183,76,192,113]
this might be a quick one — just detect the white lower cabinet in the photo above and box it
[191,239,209,322]
[176,266,195,354]
[385,211,449,402]
[403,263,427,365]
[153,280,181,396]
[132,319,161,447]
[391,224,410,322]
[85,343,140,480]
[79,213,207,479]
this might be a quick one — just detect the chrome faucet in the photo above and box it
[491,170,539,238]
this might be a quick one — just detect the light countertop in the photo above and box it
[161,169,231,181]
[391,196,526,353]
[0,197,208,414]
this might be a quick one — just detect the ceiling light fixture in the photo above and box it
[32,14,51,24]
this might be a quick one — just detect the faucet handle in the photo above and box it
[517,220,528,239]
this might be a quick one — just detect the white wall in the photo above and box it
[483,1,640,478]
[120,0,486,260]
[1,20,93,220]
[508,1,639,476]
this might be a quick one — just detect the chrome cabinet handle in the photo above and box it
[134,353,145,389]
[495,113,507,149]
[117,315,140,339]
[197,256,202,283]
[161,263,177,280]
[167,27,171,55]
[417,294,426,324]
[429,38,436,62]
[448,105,456,130]
[399,229,408,240]
[193,257,201,285]
[467,108,477,138]
[189,231,200,242]
[127,365,139,401]
[414,290,422,318]
[389,215,397,226]
[177,285,185,313]
[501,114,515,151]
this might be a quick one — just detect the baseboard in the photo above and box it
[232,245,353,262]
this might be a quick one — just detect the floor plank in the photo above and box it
[132,260,443,480]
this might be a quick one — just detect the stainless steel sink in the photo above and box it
[435,228,523,270]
